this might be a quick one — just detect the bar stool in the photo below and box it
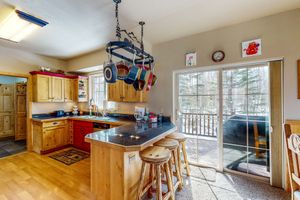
[167,132,191,177]
[137,146,174,200]
[154,138,183,191]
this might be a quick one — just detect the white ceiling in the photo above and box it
[0,0,300,59]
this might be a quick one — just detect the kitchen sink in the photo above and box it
[74,115,114,121]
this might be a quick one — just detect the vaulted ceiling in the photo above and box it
[0,0,300,59]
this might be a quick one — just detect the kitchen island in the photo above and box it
[85,121,177,200]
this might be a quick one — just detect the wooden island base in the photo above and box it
[90,141,143,200]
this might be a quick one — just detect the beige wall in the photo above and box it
[0,45,75,114]
[149,8,300,120]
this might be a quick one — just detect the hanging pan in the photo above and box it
[116,61,129,80]
[103,51,117,83]
[133,57,148,91]
[146,63,157,91]
[124,51,140,84]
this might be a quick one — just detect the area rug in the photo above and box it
[49,149,89,165]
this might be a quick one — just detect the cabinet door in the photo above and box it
[73,124,84,149]
[3,115,14,136]
[3,95,14,112]
[16,95,26,113]
[43,127,64,150]
[15,115,26,141]
[35,75,52,102]
[64,78,74,102]
[107,80,123,102]
[123,83,140,102]
[52,77,64,102]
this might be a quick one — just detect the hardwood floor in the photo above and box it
[0,149,95,200]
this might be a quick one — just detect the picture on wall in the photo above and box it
[242,39,262,58]
[185,52,197,67]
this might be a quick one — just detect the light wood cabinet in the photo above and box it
[33,75,52,102]
[107,80,148,102]
[51,77,64,102]
[32,119,69,154]
[32,74,87,103]
[64,78,74,102]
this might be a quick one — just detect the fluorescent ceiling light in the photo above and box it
[77,65,103,73]
[0,9,48,42]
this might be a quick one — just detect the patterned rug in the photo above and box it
[49,149,89,165]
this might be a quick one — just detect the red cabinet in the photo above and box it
[73,121,93,152]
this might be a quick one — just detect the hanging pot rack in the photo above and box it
[105,0,154,66]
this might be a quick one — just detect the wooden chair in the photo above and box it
[154,138,183,192]
[253,122,267,158]
[284,123,300,200]
[137,146,174,200]
[167,132,191,177]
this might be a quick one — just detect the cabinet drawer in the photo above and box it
[43,120,67,128]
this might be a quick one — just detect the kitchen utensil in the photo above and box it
[116,61,129,80]
[124,51,140,84]
[104,61,117,83]
[146,62,157,91]
[133,63,147,91]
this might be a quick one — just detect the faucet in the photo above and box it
[89,98,95,116]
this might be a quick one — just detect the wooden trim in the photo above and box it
[269,60,283,188]
[0,71,32,151]
[297,60,300,99]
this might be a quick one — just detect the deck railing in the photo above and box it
[178,113,230,137]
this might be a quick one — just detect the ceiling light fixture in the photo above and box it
[0,9,48,42]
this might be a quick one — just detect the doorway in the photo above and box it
[175,62,271,178]
[0,75,27,157]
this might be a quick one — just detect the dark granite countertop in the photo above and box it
[85,121,177,151]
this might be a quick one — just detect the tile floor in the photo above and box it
[175,166,289,200]
[0,138,26,158]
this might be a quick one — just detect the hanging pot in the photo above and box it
[146,62,157,91]
[124,63,139,84]
[116,61,129,80]
[103,62,117,83]
[124,51,140,84]
[133,64,147,91]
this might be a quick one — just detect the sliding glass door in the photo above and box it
[175,64,270,177]
[222,66,270,177]
[176,70,220,169]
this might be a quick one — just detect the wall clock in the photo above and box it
[212,50,225,62]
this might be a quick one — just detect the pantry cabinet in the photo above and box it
[107,80,148,102]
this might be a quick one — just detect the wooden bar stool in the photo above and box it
[154,138,183,192]
[137,146,174,200]
[167,132,191,177]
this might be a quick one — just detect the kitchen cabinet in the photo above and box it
[64,78,74,102]
[32,75,51,102]
[51,77,64,102]
[73,120,93,152]
[32,74,77,103]
[107,80,148,102]
[32,119,69,154]
[74,76,88,102]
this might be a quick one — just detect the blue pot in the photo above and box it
[104,62,117,83]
